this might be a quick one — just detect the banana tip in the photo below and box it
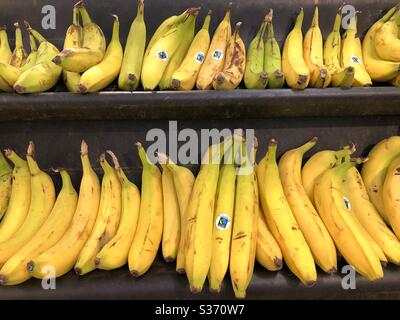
[74,267,82,276]
[26,261,35,272]
[13,22,20,28]
[52,56,61,65]
[78,84,87,94]
[310,137,318,143]
[27,141,35,157]
[0,275,6,285]
[81,140,88,156]
[4,149,12,157]
[128,73,136,82]
[171,79,180,90]
[135,142,142,149]
[14,85,25,94]
[23,20,32,30]
[305,280,316,287]
[94,257,100,266]
[190,286,202,294]
[106,150,120,169]
[130,270,140,277]
[269,138,278,146]
[111,14,119,21]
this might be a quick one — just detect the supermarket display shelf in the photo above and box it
[0,87,400,121]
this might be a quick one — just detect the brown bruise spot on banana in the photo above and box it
[395,168,400,176]
[233,232,247,240]
[274,257,283,269]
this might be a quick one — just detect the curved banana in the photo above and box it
[159,10,197,90]
[95,151,140,271]
[0,170,77,286]
[0,153,12,221]
[230,141,258,299]
[303,0,331,88]
[167,157,195,274]
[279,138,337,273]
[282,8,310,90]
[10,22,27,68]
[0,142,55,267]
[0,149,31,242]
[244,18,268,89]
[79,15,123,93]
[363,6,400,82]
[361,136,400,224]
[264,10,285,89]
[75,153,121,276]
[213,22,246,90]
[375,10,400,62]
[256,203,282,271]
[383,155,400,240]
[314,160,383,281]
[172,11,212,91]
[128,143,163,276]
[257,139,316,285]
[302,146,354,206]
[196,3,232,90]
[0,63,21,88]
[158,153,180,262]
[118,0,146,91]
[0,26,12,64]
[19,34,38,74]
[341,165,400,265]
[28,140,100,279]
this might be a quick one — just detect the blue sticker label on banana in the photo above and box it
[156,50,168,61]
[195,52,205,64]
[216,214,231,231]
[212,49,224,61]
[349,55,362,65]
[344,196,351,211]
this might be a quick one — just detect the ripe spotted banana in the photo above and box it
[9,22,27,68]
[19,34,38,74]
[375,10,400,62]
[0,152,12,221]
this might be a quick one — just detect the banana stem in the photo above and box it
[73,6,80,26]
[295,8,305,30]
[202,10,212,30]
[136,0,145,21]
[0,152,11,173]
[223,2,233,23]
[4,149,25,168]
[100,153,114,174]
[297,137,318,155]
[333,10,342,33]
[110,15,120,42]
[14,22,23,49]
[106,150,120,169]
[79,6,92,26]
[29,34,37,52]
[311,2,319,28]
[60,169,74,190]
[266,139,278,163]
[136,142,152,168]
[24,21,47,43]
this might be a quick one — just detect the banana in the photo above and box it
[0,142,55,267]
[279,138,337,273]
[363,6,400,82]
[0,63,20,88]
[0,149,30,242]
[230,141,258,299]
[341,13,372,87]
[128,142,163,276]
[257,139,316,285]
[9,22,27,68]
[282,8,310,90]
[244,18,268,89]
[158,153,180,262]
[0,26,12,64]
[14,22,61,94]
[75,153,121,276]
[208,146,237,293]
[314,160,383,281]
[118,0,146,91]
[19,34,38,74]
[383,155,400,240]
[0,153,12,221]
[303,0,331,88]
[375,10,400,62]
[79,15,123,93]
[167,157,195,274]
[256,203,282,271]
[171,11,212,91]
[63,6,82,93]
[28,140,100,279]
[185,133,239,293]
[141,9,198,90]
[53,1,106,73]
[196,3,232,90]
[0,170,77,286]
[95,151,140,270]
[302,146,355,206]
[159,10,197,90]
[361,136,400,224]
[213,22,246,90]
[264,10,285,89]
[340,164,400,265]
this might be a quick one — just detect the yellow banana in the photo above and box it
[383,155,400,240]
[172,10,212,91]
[256,203,282,271]
[303,0,331,88]
[0,26,12,64]
[257,139,316,285]
[302,146,355,206]
[53,2,106,73]
[128,143,163,276]
[279,138,337,273]
[9,22,27,68]
[213,22,246,90]
[0,63,20,88]
[0,149,31,242]
[79,15,123,93]
[314,160,383,281]
[167,157,195,274]
[28,140,100,279]
[363,6,400,82]
[118,0,146,91]
[0,142,55,267]
[75,153,121,276]
[341,164,400,265]
[375,9,400,62]
[208,146,237,293]
[196,3,232,90]
[230,141,258,299]
[361,136,400,224]
[158,153,180,262]
[95,151,140,271]
[0,170,77,286]
[63,6,82,93]
[0,153,12,221]
[282,8,310,89]
[19,34,38,74]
